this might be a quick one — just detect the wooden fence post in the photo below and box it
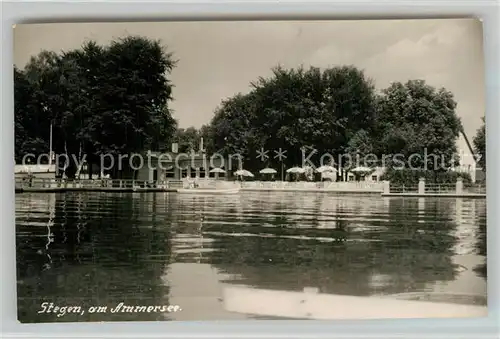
[456,178,463,195]
[418,178,425,195]
[383,181,390,194]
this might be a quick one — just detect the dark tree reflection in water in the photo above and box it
[16,193,173,322]
[16,191,487,322]
[204,196,461,297]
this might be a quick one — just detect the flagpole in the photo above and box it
[49,123,53,166]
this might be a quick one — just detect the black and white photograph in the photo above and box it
[14,18,487,322]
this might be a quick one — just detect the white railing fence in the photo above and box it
[15,177,486,196]
[240,181,385,191]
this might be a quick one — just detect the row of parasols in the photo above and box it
[208,165,374,178]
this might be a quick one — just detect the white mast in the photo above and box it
[49,123,53,165]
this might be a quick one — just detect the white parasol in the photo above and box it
[209,168,226,173]
[259,168,277,174]
[234,169,254,177]
[286,167,306,174]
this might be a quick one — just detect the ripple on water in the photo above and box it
[15,192,487,322]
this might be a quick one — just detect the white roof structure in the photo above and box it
[14,164,56,174]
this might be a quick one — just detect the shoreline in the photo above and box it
[241,188,383,194]
[15,187,178,193]
[381,192,486,198]
[14,186,486,198]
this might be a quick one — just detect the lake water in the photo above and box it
[15,191,487,322]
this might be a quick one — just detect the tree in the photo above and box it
[198,124,213,153]
[473,117,485,170]
[344,129,375,169]
[98,36,176,158]
[171,125,216,154]
[14,36,178,178]
[376,80,462,171]
[15,52,65,164]
[14,67,47,163]
[208,65,377,173]
[174,127,200,153]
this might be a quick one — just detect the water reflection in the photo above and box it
[202,196,458,297]
[474,199,487,278]
[16,192,487,322]
[17,192,173,322]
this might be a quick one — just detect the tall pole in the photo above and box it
[49,123,53,166]
[460,127,478,164]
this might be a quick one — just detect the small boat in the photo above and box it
[177,187,240,195]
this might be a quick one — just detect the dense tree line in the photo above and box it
[16,41,472,182]
[172,125,211,154]
[15,36,177,178]
[375,80,462,170]
[208,66,379,172]
[200,65,464,177]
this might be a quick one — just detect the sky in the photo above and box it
[13,19,485,163]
